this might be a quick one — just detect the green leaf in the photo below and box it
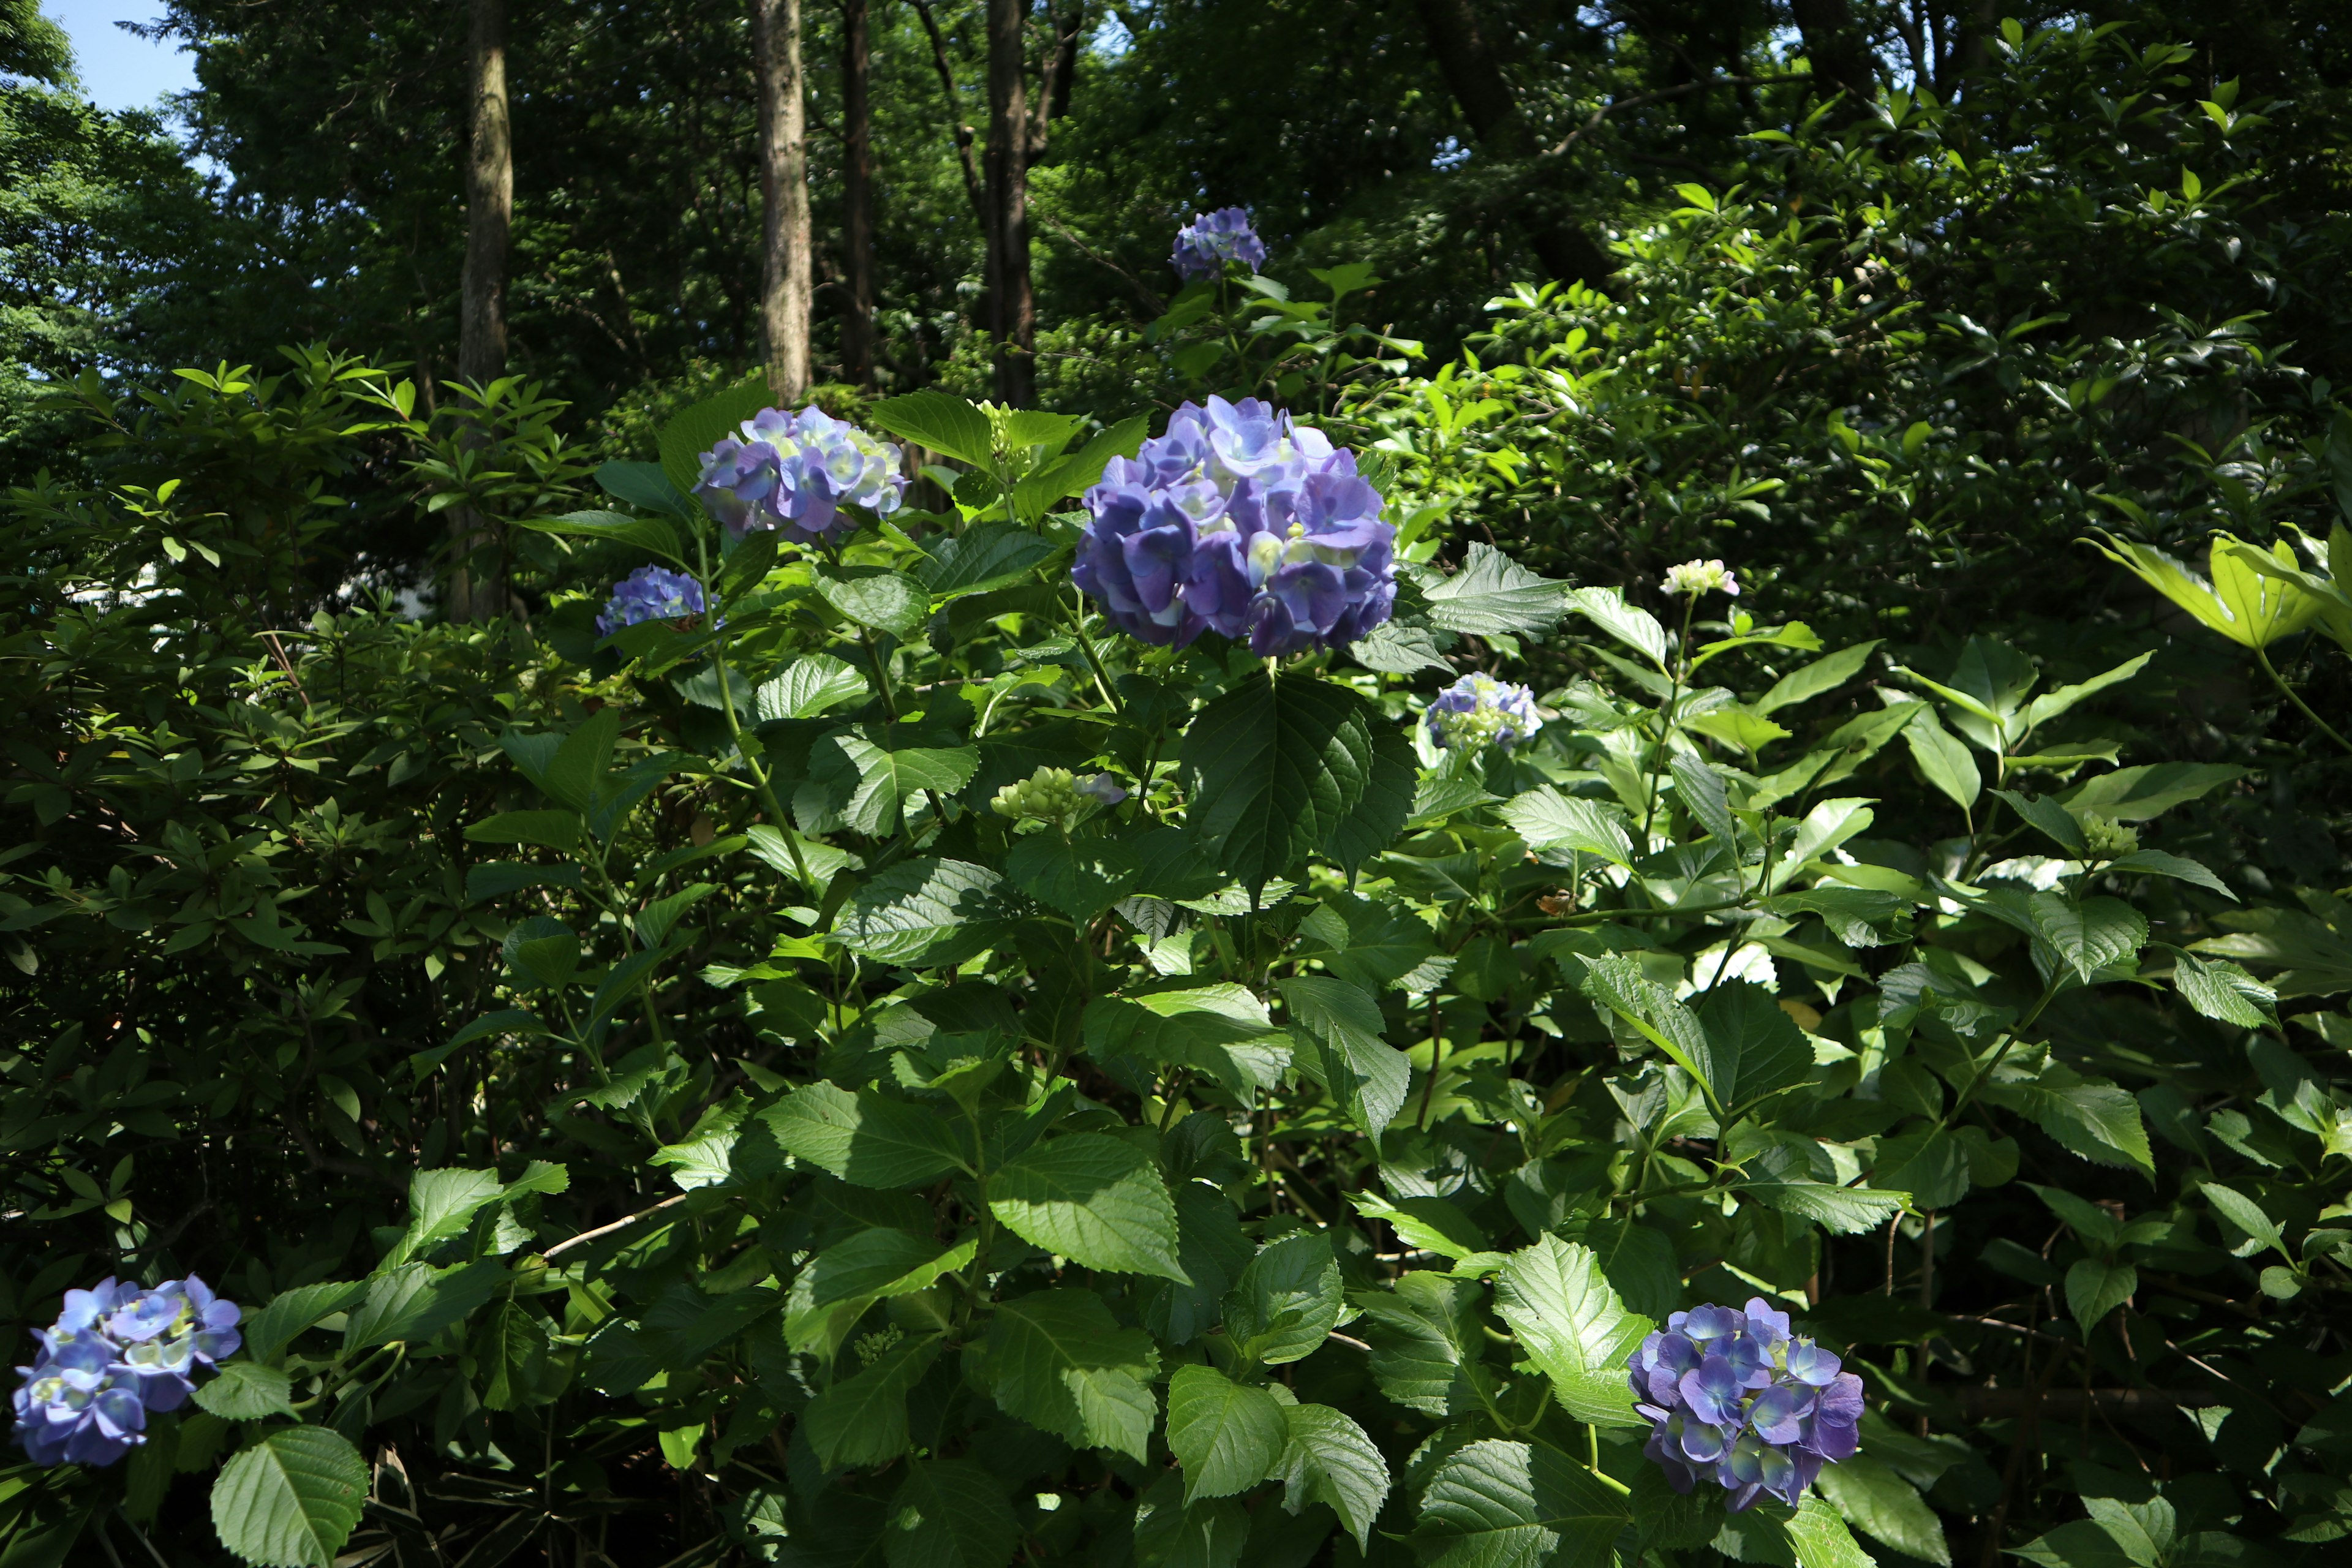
[2082,1496,2174,1567]
[1131,1475,1250,1568]
[477,1299,555,1411]
[1350,618,1456,675]
[1166,1365,1289,1502]
[967,1289,1159,1460]
[463,810,581,852]
[2019,651,2155,734]
[1501,788,1634,867]
[1275,1403,1391,1551]
[1424,545,1572,636]
[1007,834,1139,922]
[916,522,1060,598]
[2011,1519,2141,1568]
[758,654,870,720]
[342,1260,505,1349]
[1011,416,1149,522]
[658,374,775,497]
[760,1082,970,1186]
[1738,1179,1908,1235]
[1278,976,1410,1140]
[1224,1231,1344,1365]
[1324,712,1418,873]
[1579,954,1717,1108]
[1984,1068,2155,1176]
[2199,1181,2290,1261]
[1493,1235,1651,1428]
[1298,894,1448,992]
[1084,983,1292,1096]
[2060,763,2244,821]
[816,569,930,639]
[1904,706,1982,812]
[513,507,687,568]
[1695,982,1815,1110]
[208,1427,368,1568]
[837,858,1014,968]
[802,1229,979,1307]
[867,390,997,468]
[379,1167,507,1270]
[594,458,695,518]
[805,1332,944,1469]
[2027,892,2147,981]
[885,1460,1019,1568]
[2105,850,2232,897]
[1565,586,1668,668]
[1349,1191,1490,1260]
[987,1133,1188,1280]
[1754,641,1882,715]
[1180,672,1374,892]
[1814,1452,1950,1566]
[190,1360,296,1421]
[241,1280,366,1365]
[1784,1496,1882,1568]
[1671,749,1737,845]
[1354,1270,1485,1416]
[1413,1438,1629,1568]
[2065,1257,2139,1330]
[827,733,981,835]
[1994,790,2088,856]
[1145,1183,1254,1343]
[2169,951,2274,1025]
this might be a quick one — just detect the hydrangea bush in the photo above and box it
[7,337,2349,1568]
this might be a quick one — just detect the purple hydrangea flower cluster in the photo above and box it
[597,565,707,638]
[11,1276,241,1467]
[1072,397,1396,656]
[695,405,908,541]
[1627,1298,1863,1511]
[1425,674,1543,751]
[1170,207,1267,282]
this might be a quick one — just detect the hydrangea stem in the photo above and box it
[2255,645,2352,755]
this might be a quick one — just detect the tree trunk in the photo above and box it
[753,0,813,400]
[450,0,513,624]
[841,0,875,386]
[984,0,1034,405]
[1790,0,1877,107]
[1410,0,1615,293]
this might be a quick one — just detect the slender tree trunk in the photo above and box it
[1410,0,1615,293]
[450,0,513,623]
[985,0,1034,405]
[1790,0,1877,107]
[753,0,813,399]
[842,0,875,386]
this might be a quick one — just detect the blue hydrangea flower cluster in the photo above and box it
[695,405,909,541]
[1627,1298,1863,1511]
[1424,674,1543,751]
[11,1276,241,1466]
[1170,207,1267,282]
[1072,397,1395,656]
[597,565,708,638]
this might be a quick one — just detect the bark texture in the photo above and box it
[1411,0,1616,292]
[450,0,513,624]
[753,0,813,399]
[984,0,1034,405]
[841,0,875,385]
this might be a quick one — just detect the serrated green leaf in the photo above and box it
[1413,1438,1629,1568]
[885,1459,1019,1568]
[1167,1365,1287,1502]
[1814,1452,1950,1566]
[758,654,869,720]
[208,1427,368,1568]
[802,1229,979,1307]
[805,1332,944,1469]
[1180,672,1374,892]
[988,1133,1187,1280]
[1275,1403,1390,1550]
[1493,1235,1651,1427]
[816,569,930,639]
[968,1289,1159,1459]
[1695,982,1815,1111]
[1224,1231,1343,1365]
[1500,788,1635,868]
[2028,892,2147,981]
[1278,975,1410,1140]
[1008,834,1139,922]
[2065,1257,2138,1331]
[190,1360,295,1421]
[1738,1178,1907,1235]
[760,1082,970,1187]
[1983,1068,2154,1177]
[1354,1270,1484,1416]
[837,858,1014,968]
[1422,545,1570,636]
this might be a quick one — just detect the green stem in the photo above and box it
[1066,592,1125,714]
[1640,598,1698,841]
[699,533,813,891]
[1940,979,2062,1126]
[2255,645,2352,755]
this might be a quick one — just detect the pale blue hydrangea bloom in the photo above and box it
[696,405,908,541]
[1627,1298,1863,1510]
[597,566,707,638]
[12,1275,241,1466]
[1423,674,1543,751]
[1171,207,1267,282]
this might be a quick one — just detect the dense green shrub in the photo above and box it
[4,337,2351,1568]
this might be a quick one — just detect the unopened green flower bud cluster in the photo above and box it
[2079,815,2139,858]
[990,767,1126,832]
